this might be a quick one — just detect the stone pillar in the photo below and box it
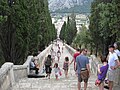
[3,62,15,87]
[9,63,15,87]
[0,62,15,90]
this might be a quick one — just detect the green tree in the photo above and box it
[59,21,66,41]
[0,0,57,65]
[73,25,92,49]
[89,0,120,56]
[60,14,77,45]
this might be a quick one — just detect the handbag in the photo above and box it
[95,79,101,86]
[59,71,62,76]
[80,70,89,79]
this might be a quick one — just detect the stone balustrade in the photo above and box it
[0,44,52,90]
[90,55,100,75]
[0,62,14,90]
[64,44,76,55]
[37,44,52,67]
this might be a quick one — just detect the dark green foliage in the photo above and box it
[89,0,120,56]
[59,21,66,41]
[72,24,93,53]
[0,0,57,65]
[72,0,120,56]
[60,13,77,45]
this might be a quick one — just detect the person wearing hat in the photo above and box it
[106,45,120,90]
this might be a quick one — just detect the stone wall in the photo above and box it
[13,65,28,82]
[90,55,100,75]
[37,44,52,67]
[0,63,14,90]
[64,44,76,55]
[0,44,52,90]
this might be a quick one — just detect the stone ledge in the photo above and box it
[0,62,13,78]
[13,65,27,70]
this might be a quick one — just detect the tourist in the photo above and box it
[30,56,39,74]
[63,57,69,78]
[95,56,109,90]
[105,45,120,90]
[54,63,61,80]
[75,48,90,90]
[44,55,53,79]
[70,48,80,71]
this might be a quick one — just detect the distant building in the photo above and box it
[75,14,89,33]
[51,13,90,38]
[51,15,67,38]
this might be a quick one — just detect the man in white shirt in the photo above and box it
[107,45,120,90]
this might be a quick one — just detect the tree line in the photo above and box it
[73,0,120,56]
[0,0,57,65]
[60,13,77,45]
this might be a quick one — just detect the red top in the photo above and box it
[73,52,80,61]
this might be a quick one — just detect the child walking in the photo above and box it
[54,63,61,80]
[63,57,69,78]
[95,56,109,90]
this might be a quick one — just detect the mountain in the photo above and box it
[48,0,93,13]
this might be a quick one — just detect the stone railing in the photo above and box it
[37,44,52,67]
[64,44,76,55]
[0,44,52,90]
[0,62,14,90]
[13,65,28,82]
[90,55,100,75]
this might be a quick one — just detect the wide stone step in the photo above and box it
[12,73,100,90]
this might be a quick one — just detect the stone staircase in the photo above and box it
[12,41,100,90]
[12,73,98,90]
[1,41,119,90]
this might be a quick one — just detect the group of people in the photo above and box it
[74,43,120,90]
[50,47,61,62]
[94,44,120,90]
[30,42,120,90]
[44,51,70,80]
